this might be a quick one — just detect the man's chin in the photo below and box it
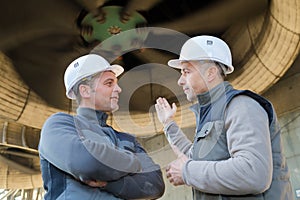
[186,94,196,102]
[111,105,119,113]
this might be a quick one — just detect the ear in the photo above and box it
[206,66,218,82]
[79,84,92,98]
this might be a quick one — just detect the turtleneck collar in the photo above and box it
[196,81,232,106]
[77,107,109,127]
[190,81,233,114]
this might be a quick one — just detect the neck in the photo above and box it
[79,100,95,109]
[207,77,224,91]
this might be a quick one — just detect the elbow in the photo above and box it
[252,164,273,194]
[143,171,165,199]
[156,183,165,198]
[232,175,271,195]
[153,177,165,198]
[252,175,272,194]
[245,169,272,194]
[152,172,166,198]
[144,180,165,199]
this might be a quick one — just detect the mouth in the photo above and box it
[183,88,189,93]
[110,97,119,101]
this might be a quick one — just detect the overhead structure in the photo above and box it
[0,0,299,133]
[0,0,299,191]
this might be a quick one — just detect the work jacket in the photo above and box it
[164,82,293,200]
[39,107,165,199]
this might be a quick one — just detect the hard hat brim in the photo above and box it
[167,59,183,69]
[168,58,234,74]
[108,64,124,77]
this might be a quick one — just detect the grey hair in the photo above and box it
[72,72,102,105]
[214,62,227,78]
[196,60,226,78]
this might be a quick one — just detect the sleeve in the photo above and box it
[38,113,142,182]
[104,133,165,199]
[182,95,273,195]
[164,121,193,155]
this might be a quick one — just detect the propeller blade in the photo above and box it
[132,49,173,65]
[120,0,162,22]
[124,0,162,12]
[154,0,268,34]
[6,33,88,110]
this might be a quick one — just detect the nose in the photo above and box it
[114,84,122,93]
[177,75,185,86]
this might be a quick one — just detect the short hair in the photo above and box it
[214,62,227,78]
[196,60,226,78]
[72,72,102,104]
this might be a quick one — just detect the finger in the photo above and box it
[156,98,165,107]
[154,104,160,111]
[166,163,171,170]
[157,97,164,104]
[84,180,101,187]
[168,177,174,184]
[98,181,107,187]
[162,98,171,108]
[172,103,177,112]
[155,103,164,112]
[173,180,180,186]
[166,172,171,178]
[156,97,161,103]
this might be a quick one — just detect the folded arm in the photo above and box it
[39,113,141,182]
[103,133,165,199]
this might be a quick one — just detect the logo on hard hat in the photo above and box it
[207,40,213,45]
[74,62,79,68]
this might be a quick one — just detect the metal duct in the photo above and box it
[225,0,300,93]
[0,0,299,136]
[0,53,68,129]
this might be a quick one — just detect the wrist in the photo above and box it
[163,118,174,127]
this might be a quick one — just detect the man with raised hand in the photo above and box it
[155,35,292,199]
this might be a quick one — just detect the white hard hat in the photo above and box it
[168,35,234,74]
[64,54,124,99]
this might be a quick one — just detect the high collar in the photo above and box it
[77,107,109,127]
[190,81,233,113]
[197,81,232,106]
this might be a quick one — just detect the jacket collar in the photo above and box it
[77,107,108,126]
[190,81,233,113]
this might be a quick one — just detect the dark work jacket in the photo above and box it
[39,107,165,200]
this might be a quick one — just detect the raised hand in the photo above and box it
[155,97,177,126]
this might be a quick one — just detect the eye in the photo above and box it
[106,81,113,86]
[182,69,189,75]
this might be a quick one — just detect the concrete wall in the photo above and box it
[264,63,300,199]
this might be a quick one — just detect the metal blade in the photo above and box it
[154,0,268,34]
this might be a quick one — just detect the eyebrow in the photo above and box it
[103,77,116,83]
[181,64,192,71]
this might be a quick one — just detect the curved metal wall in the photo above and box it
[0,0,299,134]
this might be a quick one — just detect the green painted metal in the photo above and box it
[81,6,148,53]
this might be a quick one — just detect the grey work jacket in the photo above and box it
[39,107,165,199]
[164,82,293,200]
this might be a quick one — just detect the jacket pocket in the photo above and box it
[193,120,225,160]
